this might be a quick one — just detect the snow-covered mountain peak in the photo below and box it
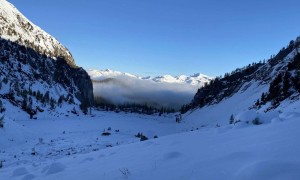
[0,0,75,66]
[88,69,213,86]
[88,69,139,80]
[151,73,212,86]
[152,75,178,83]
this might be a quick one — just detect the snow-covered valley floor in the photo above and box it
[0,110,300,180]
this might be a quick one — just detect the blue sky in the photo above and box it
[9,0,300,77]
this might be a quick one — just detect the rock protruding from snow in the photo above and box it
[0,0,75,66]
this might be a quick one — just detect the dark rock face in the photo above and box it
[54,58,94,108]
[74,68,94,107]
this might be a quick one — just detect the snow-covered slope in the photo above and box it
[0,0,74,66]
[1,34,299,180]
[0,0,93,118]
[181,37,300,128]
[0,1,299,179]
[193,37,299,108]
[0,107,300,180]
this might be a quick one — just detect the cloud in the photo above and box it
[92,74,198,110]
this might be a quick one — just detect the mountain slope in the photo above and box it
[0,0,74,66]
[182,37,300,127]
[0,109,299,180]
[0,0,93,117]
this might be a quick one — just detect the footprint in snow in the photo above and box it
[12,167,28,177]
[80,157,94,163]
[234,160,300,180]
[42,162,66,175]
[163,151,182,160]
[22,174,35,180]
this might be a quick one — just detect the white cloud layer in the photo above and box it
[93,75,199,110]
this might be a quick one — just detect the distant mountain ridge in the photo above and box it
[88,69,213,87]
[87,69,212,110]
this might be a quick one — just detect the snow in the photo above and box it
[0,72,299,180]
[1,1,300,179]
[1,77,300,180]
[0,41,299,180]
[0,0,73,64]
[88,69,213,86]
[0,108,300,180]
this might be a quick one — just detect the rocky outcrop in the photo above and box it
[54,57,94,110]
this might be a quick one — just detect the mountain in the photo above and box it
[0,0,74,66]
[0,0,93,117]
[88,69,213,86]
[88,69,140,81]
[152,73,211,86]
[0,1,299,178]
[87,69,213,110]
[182,37,300,127]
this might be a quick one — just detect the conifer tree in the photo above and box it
[229,114,234,124]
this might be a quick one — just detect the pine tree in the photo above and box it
[43,91,50,104]
[22,96,27,110]
[261,92,266,102]
[229,114,234,124]
[268,73,282,104]
[8,87,15,101]
[50,98,56,110]
[28,87,32,96]
[68,96,74,104]
[58,95,64,107]
[283,72,292,97]
[36,90,41,101]
[0,115,4,128]
[293,71,300,92]
[159,107,163,116]
[28,97,33,110]
[0,100,4,113]
[255,99,260,107]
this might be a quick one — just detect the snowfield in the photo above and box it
[1,98,300,180]
[1,0,299,179]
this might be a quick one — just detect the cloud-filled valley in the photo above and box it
[89,69,212,109]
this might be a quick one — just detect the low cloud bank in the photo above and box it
[92,75,199,110]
